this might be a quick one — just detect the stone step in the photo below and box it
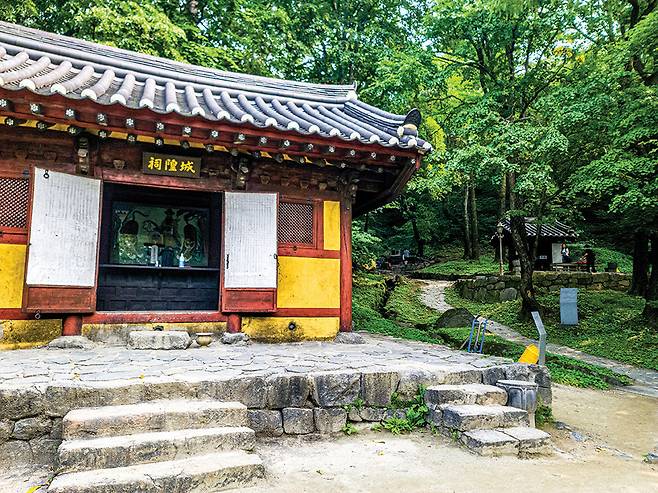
[460,427,551,457]
[48,451,264,493]
[63,400,247,439]
[58,427,256,473]
[436,404,529,431]
[425,384,508,407]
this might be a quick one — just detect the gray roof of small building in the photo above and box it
[0,21,430,153]
[500,218,577,239]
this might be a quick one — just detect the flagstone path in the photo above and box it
[420,280,658,398]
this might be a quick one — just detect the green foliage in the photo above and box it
[377,386,429,434]
[341,423,359,436]
[351,227,385,270]
[445,286,658,370]
[535,404,554,428]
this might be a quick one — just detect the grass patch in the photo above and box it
[419,257,499,276]
[353,272,635,390]
[444,287,658,370]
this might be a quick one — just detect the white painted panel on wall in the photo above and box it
[26,168,101,287]
[552,243,563,264]
[224,192,277,288]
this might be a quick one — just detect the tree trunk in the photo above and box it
[499,173,507,220]
[630,230,649,295]
[642,232,658,328]
[508,172,541,318]
[469,181,480,260]
[463,183,472,259]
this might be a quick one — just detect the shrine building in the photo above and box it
[0,21,429,347]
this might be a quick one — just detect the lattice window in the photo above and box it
[278,201,314,245]
[0,177,29,229]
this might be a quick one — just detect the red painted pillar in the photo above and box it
[62,314,82,336]
[339,198,353,332]
[227,313,242,333]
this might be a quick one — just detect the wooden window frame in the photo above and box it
[277,197,324,256]
[0,168,30,245]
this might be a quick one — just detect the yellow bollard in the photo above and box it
[518,344,540,364]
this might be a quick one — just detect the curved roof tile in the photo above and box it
[0,21,430,153]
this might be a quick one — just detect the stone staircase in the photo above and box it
[48,400,265,493]
[425,384,551,457]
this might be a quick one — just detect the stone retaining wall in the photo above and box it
[0,364,551,467]
[455,272,631,303]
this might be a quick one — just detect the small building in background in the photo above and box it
[491,218,577,271]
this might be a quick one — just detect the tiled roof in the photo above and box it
[501,218,577,238]
[0,21,430,153]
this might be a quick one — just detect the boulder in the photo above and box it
[358,407,388,422]
[313,408,347,433]
[0,386,46,420]
[128,331,191,350]
[0,419,13,442]
[499,287,518,302]
[282,408,314,435]
[436,308,474,328]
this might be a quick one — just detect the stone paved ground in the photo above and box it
[420,280,658,398]
[0,333,511,389]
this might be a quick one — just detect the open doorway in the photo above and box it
[97,183,221,311]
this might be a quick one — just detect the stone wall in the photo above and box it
[455,272,631,303]
[0,363,551,467]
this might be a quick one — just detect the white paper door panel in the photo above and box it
[26,169,101,287]
[224,192,277,289]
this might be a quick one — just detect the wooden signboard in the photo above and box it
[142,152,201,179]
[24,168,102,313]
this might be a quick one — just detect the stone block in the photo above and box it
[282,408,314,434]
[310,372,361,407]
[361,371,400,406]
[436,308,474,328]
[482,366,507,386]
[198,376,267,409]
[538,386,552,406]
[460,429,519,456]
[499,287,518,302]
[11,416,52,440]
[47,336,95,350]
[221,332,250,345]
[0,439,33,467]
[248,410,283,436]
[0,419,13,442]
[128,330,191,350]
[0,386,45,419]
[265,374,312,408]
[501,426,551,456]
[314,408,347,434]
[29,436,60,465]
[334,332,366,344]
[359,407,387,422]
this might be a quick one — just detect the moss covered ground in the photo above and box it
[353,272,634,389]
[444,287,658,371]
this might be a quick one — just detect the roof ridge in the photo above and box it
[0,21,358,102]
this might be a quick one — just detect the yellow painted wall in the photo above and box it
[0,319,62,350]
[277,256,340,308]
[242,316,339,342]
[323,200,340,250]
[0,244,26,308]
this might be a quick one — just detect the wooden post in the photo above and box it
[226,313,242,333]
[339,197,353,332]
[62,314,82,336]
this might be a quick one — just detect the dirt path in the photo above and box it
[419,280,658,398]
[234,385,657,493]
